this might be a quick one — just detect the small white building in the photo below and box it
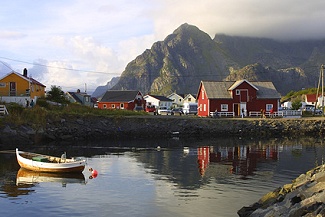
[167,93,184,107]
[143,95,173,109]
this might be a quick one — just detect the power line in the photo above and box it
[0,60,14,71]
[0,56,119,75]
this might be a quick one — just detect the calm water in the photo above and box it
[1,137,325,217]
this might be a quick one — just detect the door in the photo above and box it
[10,82,16,96]
[240,103,247,116]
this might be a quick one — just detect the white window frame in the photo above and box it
[201,90,204,99]
[236,90,240,95]
[266,104,273,111]
[221,104,228,111]
[112,104,115,109]
[120,103,124,109]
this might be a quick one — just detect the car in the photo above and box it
[145,105,157,114]
[157,106,172,115]
[171,108,184,116]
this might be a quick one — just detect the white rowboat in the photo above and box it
[16,148,86,173]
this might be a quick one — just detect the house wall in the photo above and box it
[197,86,209,117]
[98,99,146,110]
[143,96,160,108]
[168,93,184,107]
[184,94,197,103]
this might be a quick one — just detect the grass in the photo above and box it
[1,101,147,128]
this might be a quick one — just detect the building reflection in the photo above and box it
[197,144,279,177]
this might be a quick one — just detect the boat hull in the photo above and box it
[16,149,86,173]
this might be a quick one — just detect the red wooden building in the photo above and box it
[98,90,146,111]
[197,80,281,117]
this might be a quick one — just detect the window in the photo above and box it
[103,104,107,109]
[221,104,228,111]
[112,104,115,109]
[120,103,124,109]
[85,96,89,102]
[236,90,240,95]
[266,104,273,111]
[203,104,206,111]
[201,90,204,99]
[188,98,191,102]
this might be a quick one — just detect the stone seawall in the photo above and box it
[1,115,325,145]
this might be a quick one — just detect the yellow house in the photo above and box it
[0,69,46,99]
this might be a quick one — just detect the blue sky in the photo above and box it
[1,0,325,94]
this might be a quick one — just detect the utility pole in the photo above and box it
[321,64,324,117]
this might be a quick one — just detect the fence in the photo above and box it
[209,110,302,118]
[0,105,9,115]
[210,111,235,117]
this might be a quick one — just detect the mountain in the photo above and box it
[91,76,119,98]
[109,23,325,96]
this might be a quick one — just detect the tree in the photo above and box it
[291,98,302,110]
[46,85,69,104]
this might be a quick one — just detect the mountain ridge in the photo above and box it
[99,23,325,96]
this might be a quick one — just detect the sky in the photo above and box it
[1,0,325,94]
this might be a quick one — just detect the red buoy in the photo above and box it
[89,168,98,178]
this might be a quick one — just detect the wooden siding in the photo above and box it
[0,73,45,99]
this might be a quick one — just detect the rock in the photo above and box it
[239,163,325,216]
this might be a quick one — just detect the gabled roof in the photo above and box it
[100,90,142,102]
[167,93,185,99]
[228,79,258,91]
[145,95,173,102]
[0,71,46,87]
[200,80,281,99]
[67,91,90,104]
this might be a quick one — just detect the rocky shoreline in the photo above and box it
[238,164,325,216]
[1,115,325,145]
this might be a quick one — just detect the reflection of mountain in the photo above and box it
[16,168,86,187]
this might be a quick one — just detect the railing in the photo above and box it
[0,105,9,115]
[209,110,302,118]
[249,111,284,117]
[210,111,235,117]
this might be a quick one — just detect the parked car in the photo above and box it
[157,106,172,115]
[171,108,184,116]
[145,105,157,114]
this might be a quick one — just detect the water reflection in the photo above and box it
[16,168,86,187]
[1,137,325,217]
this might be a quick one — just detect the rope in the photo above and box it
[0,150,16,154]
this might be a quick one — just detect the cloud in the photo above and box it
[153,0,325,40]
[1,0,325,95]
[0,31,26,39]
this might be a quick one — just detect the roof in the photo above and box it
[305,94,318,103]
[146,95,173,102]
[67,91,90,104]
[100,90,142,102]
[228,79,258,91]
[0,71,46,87]
[201,80,281,99]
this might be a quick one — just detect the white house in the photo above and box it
[183,94,197,104]
[167,93,184,107]
[143,95,173,109]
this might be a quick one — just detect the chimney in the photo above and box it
[23,68,27,77]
